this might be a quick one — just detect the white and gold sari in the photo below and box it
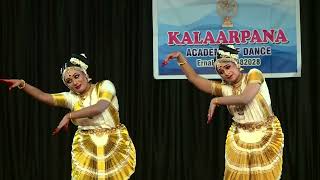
[52,80,136,180]
[212,69,284,180]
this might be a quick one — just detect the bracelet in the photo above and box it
[69,113,72,120]
[177,60,187,66]
[213,98,220,106]
[18,80,26,89]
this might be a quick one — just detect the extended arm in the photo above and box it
[163,52,213,94]
[1,79,55,106]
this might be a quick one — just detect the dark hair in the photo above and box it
[71,54,90,65]
[60,53,89,75]
[216,44,239,60]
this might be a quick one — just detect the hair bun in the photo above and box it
[71,53,89,65]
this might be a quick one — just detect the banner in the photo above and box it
[153,0,301,79]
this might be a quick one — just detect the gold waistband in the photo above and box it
[233,116,275,131]
[79,124,124,135]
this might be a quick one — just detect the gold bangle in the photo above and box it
[18,80,26,89]
[177,60,187,66]
[213,98,219,106]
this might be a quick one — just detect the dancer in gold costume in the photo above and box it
[1,54,136,179]
[162,45,283,179]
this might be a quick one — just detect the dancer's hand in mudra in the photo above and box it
[162,51,181,66]
[0,79,25,90]
[207,98,219,124]
[52,114,71,136]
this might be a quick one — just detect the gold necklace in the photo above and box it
[232,74,243,95]
[79,84,93,100]
[231,74,245,115]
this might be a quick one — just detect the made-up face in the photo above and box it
[216,62,241,84]
[63,68,90,95]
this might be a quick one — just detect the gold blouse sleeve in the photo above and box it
[211,81,223,96]
[97,80,115,102]
[51,93,68,107]
[247,68,264,84]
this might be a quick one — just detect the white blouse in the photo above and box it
[51,80,121,130]
[211,69,274,124]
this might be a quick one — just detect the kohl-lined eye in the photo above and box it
[65,79,72,84]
